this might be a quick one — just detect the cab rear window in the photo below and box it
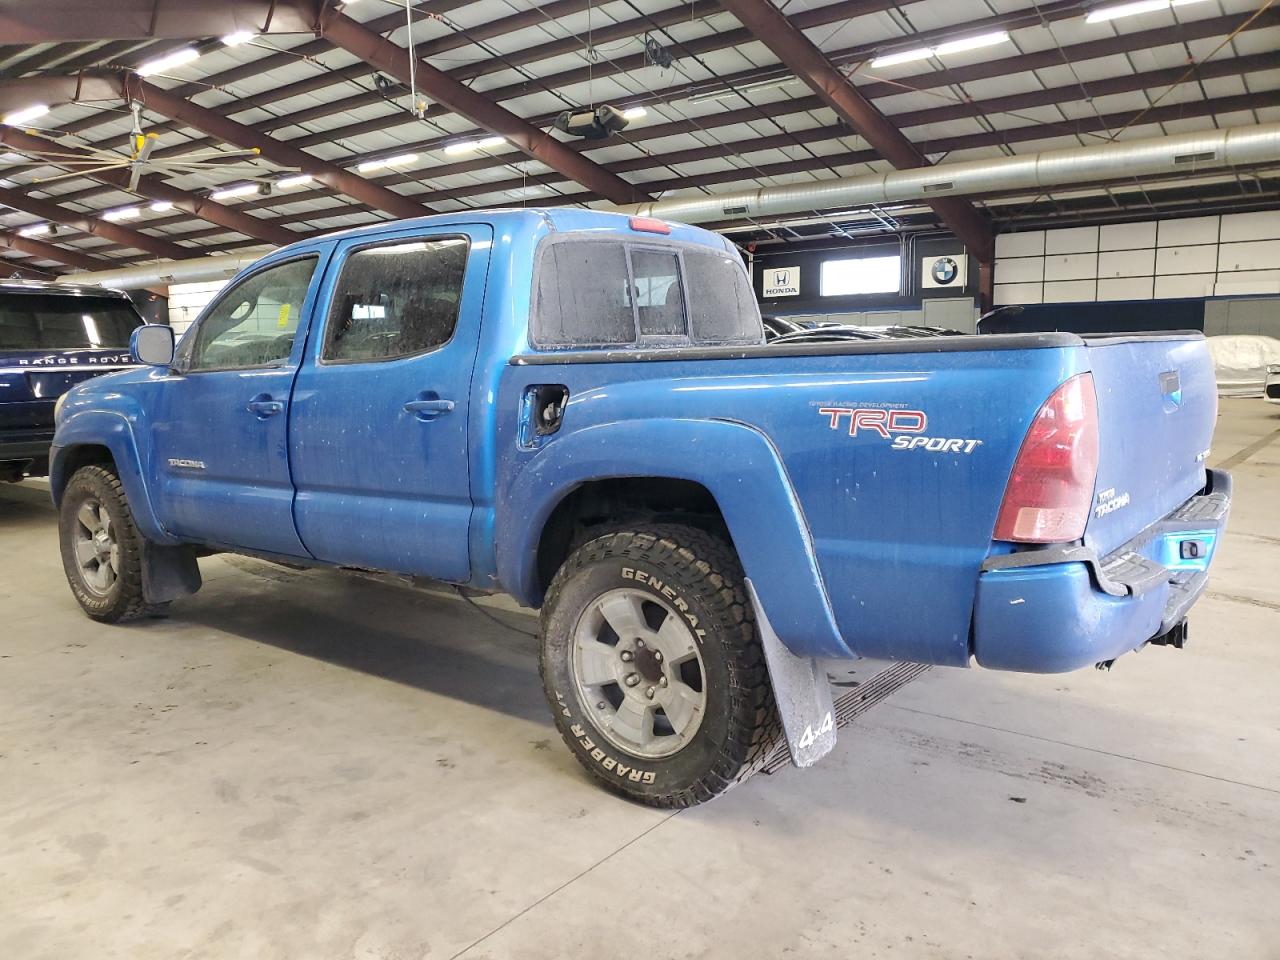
[533,235,762,348]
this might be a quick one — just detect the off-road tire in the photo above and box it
[540,525,781,807]
[59,465,152,623]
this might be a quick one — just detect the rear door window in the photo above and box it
[0,294,141,349]
[324,236,469,363]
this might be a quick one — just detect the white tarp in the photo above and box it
[1206,335,1280,397]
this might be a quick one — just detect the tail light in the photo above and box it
[994,372,1099,543]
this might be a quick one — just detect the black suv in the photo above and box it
[0,280,144,481]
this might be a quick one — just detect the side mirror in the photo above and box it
[130,324,175,367]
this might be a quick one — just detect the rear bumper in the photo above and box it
[0,432,54,469]
[972,469,1231,673]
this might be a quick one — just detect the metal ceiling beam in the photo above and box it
[119,74,431,220]
[0,125,296,247]
[0,1,316,44]
[0,231,109,271]
[316,8,650,206]
[0,184,193,260]
[715,0,994,261]
[0,258,59,280]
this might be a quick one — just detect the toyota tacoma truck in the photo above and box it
[50,208,1230,807]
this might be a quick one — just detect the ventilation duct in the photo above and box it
[608,123,1280,224]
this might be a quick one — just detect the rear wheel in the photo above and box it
[59,465,151,623]
[540,525,780,807]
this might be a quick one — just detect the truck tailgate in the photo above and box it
[1084,333,1216,556]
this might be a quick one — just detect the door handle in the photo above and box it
[404,397,455,420]
[246,394,284,418]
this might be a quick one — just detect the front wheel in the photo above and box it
[58,464,152,623]
[539,525,780,807]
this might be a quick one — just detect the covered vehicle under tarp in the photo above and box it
[1206,335,1280,397]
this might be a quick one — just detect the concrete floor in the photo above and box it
[2,399,1277,959]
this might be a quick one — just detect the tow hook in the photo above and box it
[1148,619,1189,650]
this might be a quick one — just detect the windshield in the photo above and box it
[0,293,142,350]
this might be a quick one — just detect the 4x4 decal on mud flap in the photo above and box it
[817,405,983,454]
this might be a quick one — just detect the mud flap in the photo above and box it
[745,578,836,768]
[141,542,202,604]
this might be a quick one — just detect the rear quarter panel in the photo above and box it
[494,342,1085,665]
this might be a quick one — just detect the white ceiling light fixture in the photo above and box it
[209,183,258,201]
[137,47,201,77]
[356,152,419,173]
[102,206,140,221]
[622,106,648,121]
[1085,0,1173,21]
[443,136,506,155]
[933,31,1011,56]
[221,31,255,47]
[2,103,50,126]
[149,200,174,212]
[871,30,1010,68]
[278,173,314,189]
[870,47,933,68]
[18,223,50,236]
[688,76,795,104]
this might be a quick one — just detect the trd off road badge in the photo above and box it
[817,405,983,454]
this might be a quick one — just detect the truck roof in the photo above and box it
[264,206,735,259]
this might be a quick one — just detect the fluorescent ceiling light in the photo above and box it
[209,183,258,201]
[622,106,648,120]
[102,206,140,221]
[870,47,933,68]
[444,136,506,155]
[356,152,419,173]
[149,200,174,212]
[222,31,255,47]
[18,223,49,236]
[1085,0,1170,21]
[137,47,201,77]
[872,30,1010,68]
[2,103,49,126]
[932,31,1010,56]
[688,76,794,103]
[278,173,314,188]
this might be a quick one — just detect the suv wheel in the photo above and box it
[59,465,152,623]
[540,525,780,807]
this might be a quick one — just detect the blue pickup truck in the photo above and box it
[0,280,141,482]
[50,208,1230,806]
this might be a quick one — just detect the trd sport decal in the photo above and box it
[818,406,983,454]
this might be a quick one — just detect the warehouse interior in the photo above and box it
[0,0,1277,956]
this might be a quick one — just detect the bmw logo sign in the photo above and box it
[931,257,959,285]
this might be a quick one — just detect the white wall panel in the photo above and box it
[1219,211,1280,243]
[1097,277,1154,300]
[994,257,1044,282]
[1099,221,1157,251]
[1098,248,1155,278]
[1043,279,1096,303]
[994,231,1045,258]
[1156,215,1219,247]
[1154,274,1215,299]
[1156,244,1218,275]
[994,282,1043,305]
[1044,252,1098,281]
[1044,225,1099,255]
[1214,272,1280,296]
[1218,239,1280,272]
